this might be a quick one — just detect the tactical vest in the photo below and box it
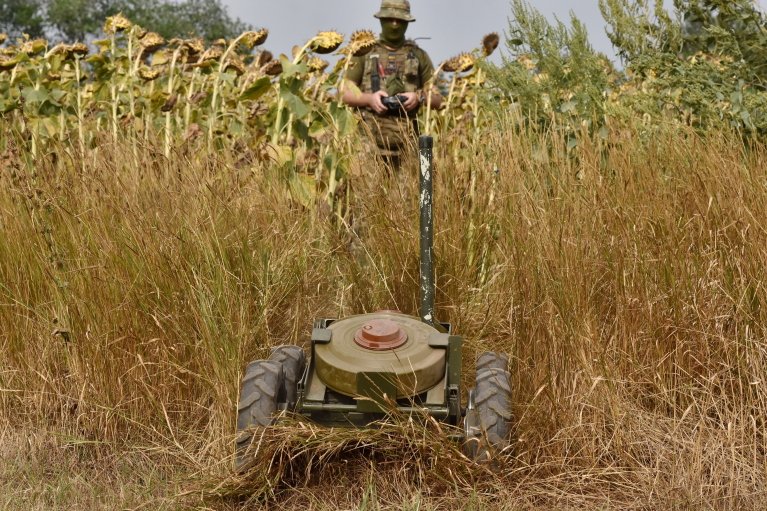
[360,41,422,95]
[359,41,424,154]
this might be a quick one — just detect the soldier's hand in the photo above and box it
[369,91,389,115]
[400,92,420,112]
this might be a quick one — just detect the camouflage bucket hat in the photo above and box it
[374,0,416,22]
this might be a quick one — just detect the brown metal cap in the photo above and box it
[354,318,408,351]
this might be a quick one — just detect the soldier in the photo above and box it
[341,0,443,169]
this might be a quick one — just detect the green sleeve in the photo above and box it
[345,55,365,84]
[418,50,435,87]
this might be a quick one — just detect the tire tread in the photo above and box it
[235,360,284,470]
[269,345,306,406]
[464,352,513,461]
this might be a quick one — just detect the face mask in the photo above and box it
[380,19,408,47]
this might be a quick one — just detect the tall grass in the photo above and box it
[1,121,766,509]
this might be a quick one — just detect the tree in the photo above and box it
[601,0,767,84]
[0,0,46,39]
[132,0,250,41]
[600,0,678,59]
[1,0,249,43]
[600,0,767,131]
[487,0,614,133]
[105,0,249,42]
[45,0,116,42]
[675,0,767,84]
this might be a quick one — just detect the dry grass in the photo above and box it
[1,123,767,509]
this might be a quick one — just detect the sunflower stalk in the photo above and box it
[325,143,338,210]
[125,28,135,118]
[110,31,119,140]
[74,55,84,154]
[453,79,469,163]
[145,79,155,142]
[443,73,459,119]
[209,32,260,146]
[9,62,19,85]
[424,62,446,134]
[468,68,484,210]
[335,51,356,97]
[270,40,313,147]
[184,67,200,131]
[29,64,45,159]
[58,109,65,141]
[471,68,483,140]
[311,74,326,101]
[165,48,181,159]
[272,32,342,146]
[125,28,141,166]
[285,112,295,145]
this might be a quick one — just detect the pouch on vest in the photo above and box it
[403,57,419,82]
[385,76,406,95]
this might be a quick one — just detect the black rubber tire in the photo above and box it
[465,367,513,461]
[476,351,509,373]
[269,345,306,408]
[475,368,512,445]
[235,360,284,470]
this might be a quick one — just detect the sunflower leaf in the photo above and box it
[240,77,272,101]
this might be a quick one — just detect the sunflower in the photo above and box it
[310,31,343,54]
[104,13,133,34]
[441,56,458,73]
[19,38,46,56]
[441,53,474,73]
[198,45,224,64]
[70,43,88,56]
[150,49,173,67]
[240,29,269,50]
[138,66,161,81]
[182,38,205,55]
[307,56,329,73]
[482,32,500,57]
[262,59,283,76]
[341,29,376,57]
[457,53,475,72]
[46,43,87,60]
[46,43,71,57]
[0,34,6,45]
[255,50,272,68]
[92,38,111,53]
[0,56,17,71]
[139,32,165,52]
[161,93,178,112]
[223,54,246,75]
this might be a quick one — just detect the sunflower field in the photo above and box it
[0,14,507,216]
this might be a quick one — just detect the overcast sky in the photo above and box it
[220,1,616,65]
[221,1,767,66]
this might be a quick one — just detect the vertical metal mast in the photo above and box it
[419,135,435,326]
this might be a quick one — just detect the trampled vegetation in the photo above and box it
[2,1,767,509]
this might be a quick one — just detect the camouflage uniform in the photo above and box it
[344,0,436,257]
[345,41,436,163]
